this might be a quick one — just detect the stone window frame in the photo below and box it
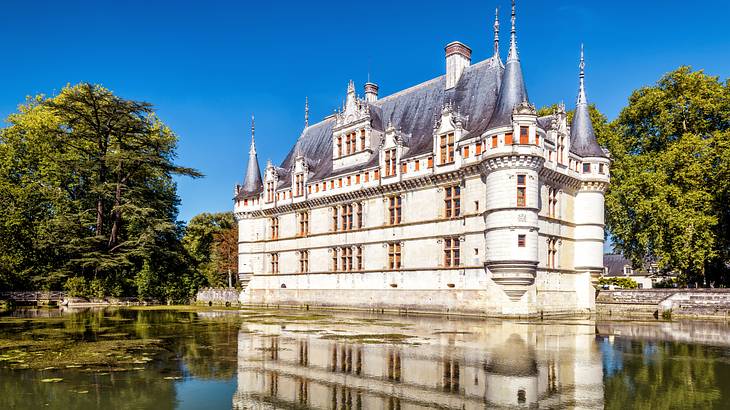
[444,185,461,218]
[443,236,461,267]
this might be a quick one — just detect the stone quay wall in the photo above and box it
[195,287,240,306]
[597,289,730,319]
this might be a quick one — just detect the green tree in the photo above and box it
[0,83,202,298]
[606,67,730,284]
[182,212,236,287]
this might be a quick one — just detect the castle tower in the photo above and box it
[237,115,264,287]
[483,0,542,314]
[570,46,610,309]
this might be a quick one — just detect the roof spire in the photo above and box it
[250,114,256,154]
[508,0,518,62]
[241,113,263,195]
[569,45,607,158]
[493,7,500,58]
[486,0,529,129]
[304,97,309,128]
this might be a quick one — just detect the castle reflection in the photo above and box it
[233,317,604,409]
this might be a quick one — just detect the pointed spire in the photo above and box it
[493,7,500,58]
[304,96,309,128]
[241,114,263,195]
[569,45,607,158]
[487,0,529,129]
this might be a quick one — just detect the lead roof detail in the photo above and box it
[241,115,263,196]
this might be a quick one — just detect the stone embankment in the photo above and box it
[194,287,239,306]
[597,289,730,319]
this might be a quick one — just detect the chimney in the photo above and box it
[445,41,471,89]
[364,82,379,103]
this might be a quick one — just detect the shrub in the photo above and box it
[64,277,88,297]
[598,277,639,289]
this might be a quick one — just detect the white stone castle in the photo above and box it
[234,1,610,317]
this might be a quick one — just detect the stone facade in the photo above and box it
[233,3,609,317]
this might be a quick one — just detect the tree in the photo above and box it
[182,212,237,287]
[0,83,202,298]
[606,67,730,284]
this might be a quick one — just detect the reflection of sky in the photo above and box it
[599,336,623,377]
[174,377,237,410]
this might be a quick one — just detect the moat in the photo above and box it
[1,307,728,409]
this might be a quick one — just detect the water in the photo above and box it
[0,307,729,409]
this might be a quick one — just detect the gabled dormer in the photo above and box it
[332,81,380,171]
[433,103,467,168]
[290,152,311,200]
[379,121,408,182]
[263,160,280,204]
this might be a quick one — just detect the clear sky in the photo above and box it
[1,0,728,222]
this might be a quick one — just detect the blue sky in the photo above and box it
[1,0,728,222]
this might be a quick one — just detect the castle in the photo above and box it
[233,1,610,317]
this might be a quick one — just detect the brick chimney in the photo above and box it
[364,82,379,103]
[445,41,471,89]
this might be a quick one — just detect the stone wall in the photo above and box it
[195,287,240,306]
[597,289,730,318]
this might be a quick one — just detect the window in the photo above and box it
[583,163,591,173]
[475,142,482,155]
[356,202,363,228]
[492,135,498,148]
[548,187,558,218]
[299,250,309,273]
[341,247,353,271]
[388,243,401,270]
[388,195,402,225]
[374,169,380,179]
[518,234,526,247]
[331,248,339,272]
[360,129,366,150]
[547,238,557,269]
[364,172,369,182]
[337,136,342,157]
[415,160,420,171]
[401,163,407,174]
[599,163,605,174]
[384,149,397,177]
[505,132,513,145]
[356,174,360,184]
[295,174,304,197]
[535,133,540,146]
[463,145,470,158]
[356,246,363,270]
[439,133,455,164]
[341,204,353,231]
[266,181,276,202]
[444,185,461,218]
[558,135,565,164]
[270,253,279,274]
[623,265,633,276]
[270,217,279,240]
[519,126,529,144]
[298,211,309,236]
[428,157,434,169]
[516,174,526,207]
[331,207,339,231]
[444,237,460,267]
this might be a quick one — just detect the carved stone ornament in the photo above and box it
[513,101,537,115]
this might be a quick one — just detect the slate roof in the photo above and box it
[277,58,503,185]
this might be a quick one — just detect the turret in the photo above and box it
[241,114,263,196]
[482,0,541,314]
[570,46,610,308]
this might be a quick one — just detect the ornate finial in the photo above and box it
[347,79,355,94]
[507,0,518,62]
[304,97,309,128]
[250,114,256,154]
[578,44,587,105]
[493,7,500,57]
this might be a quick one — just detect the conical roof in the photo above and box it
[241,116,263,195]
[569,47,607,158]
[487,1,529,129]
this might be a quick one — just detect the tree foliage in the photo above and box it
[0,83,203,300]
[605,67,730,285]
[182,212,238,288]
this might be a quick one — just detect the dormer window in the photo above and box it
[266,181,276,203]
[294,174,304,197]
[384,149,397,177]
[360,130,366,150]
[439,133,455,164]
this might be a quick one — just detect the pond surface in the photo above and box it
[1,307,729,409]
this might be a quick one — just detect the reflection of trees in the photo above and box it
[604,340,725,409]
